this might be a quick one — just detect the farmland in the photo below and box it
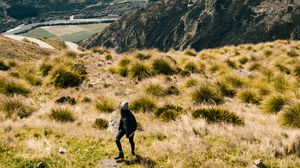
[22,23,109,43]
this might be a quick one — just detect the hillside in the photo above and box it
[81,0,300,52]
[0,37,300,167]
[0,0,148,33]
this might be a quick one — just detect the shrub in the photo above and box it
[215,81,236,98]
[145,84,164,97]
[279,103,300,128]
[0,97,34,119]
[191,84,224,104]
[0,78,30,96]
[184,49,197,56]
[40,63,53,76]
[225,59,237,69]
[93,118,108,129]
[152,59,175,75]
[238,90,261,104]
[51,68,83,88]
[0,61,10,71]
[24,75,42,86]
[95,96,115,113]
[49,107,75,122]
[129,62,151,80]
[239,57,249,64]
[293,65,300,77]
[262,95,287,113]
[192,108,244,125]
[154,104,183,122]
[130,96,157,112]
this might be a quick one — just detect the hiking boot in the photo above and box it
[114,152,124,160]
[131,151,136,156]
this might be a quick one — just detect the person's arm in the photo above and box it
[118,118,123,130]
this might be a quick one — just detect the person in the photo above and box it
[115,101,137,160]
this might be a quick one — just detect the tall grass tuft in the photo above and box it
[0,61,10,71]
[51,68,83,88]
[191,84,224,104]
[238,89,261,104]
[293,65,300,77]
[145,83,164,97]
[49,107,75,122]
[154,104,183,122]
[0,77,30,96]
[192,108,244,125]
[184,49,197,56]
[262,94,288,113]
[93,118,109,129]
[130,96,157,112]
[279,103,300,128]
[40,63,53,76]
[0,97,34,119]
[95,96,115,113]
[129,62,151,80]
[152,59,175,75]
[215,81,236,98]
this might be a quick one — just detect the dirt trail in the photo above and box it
[4,35,55,49]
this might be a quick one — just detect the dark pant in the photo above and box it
[115,130,135,154]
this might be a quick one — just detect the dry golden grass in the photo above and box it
[0,40,300,167]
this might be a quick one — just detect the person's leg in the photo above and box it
[115,130,126,159]
[128,132,135,155]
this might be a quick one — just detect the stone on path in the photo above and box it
[98,158,119,168]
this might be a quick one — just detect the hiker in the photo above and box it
[115,101,137,159]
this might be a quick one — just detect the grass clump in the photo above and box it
[49,107,75,122]
[262,94,287,113]
[0,61,10,71]
[215,81,236,98]
[95,96,115,113]
[264,50,273,57]
[51,68,83,88]
[192,108,244,125]
[293,65,300,77]
[0,97,34,119]
[223,75,246,88]
[135,52,151,60]
[152,59,175,75]
[164,85,180,96]
[238,90,261,104]
[275,63,290,74]
[248,62,261,71]
[272,75,289,92]
[39,63,53,76]
[0,78,30,96]
[184,62,199,73]
[145,83,164,97]
[239,57,249,64]
[64,51,77,58]
[279,103,300,128]
[130,96,157,112]
[184,49,197,56]
[225,59,237,69]
[185,78,199,88]
[129,62,151,80]
[24,75,42,86]
[154,104,183,122]
[93,118,109,129]
[191,84,224,104]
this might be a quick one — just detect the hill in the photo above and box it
[0,38,300,167]
[81,0,300,52]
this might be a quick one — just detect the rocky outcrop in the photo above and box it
[81,0,300,52]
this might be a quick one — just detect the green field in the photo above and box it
[22,23,109,43]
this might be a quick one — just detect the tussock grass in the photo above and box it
[248,62,261,71]
[49,107,75,122]
[239,57,248,64]
[95,96,115,113]
[215,81,236,98]
[93,118,108,129]
[183,62,200,73]
[64,50,77,58]
[152,58,175,75]
[135,52,151,60]
[130,96,157,112]
[118,58,131,67]
[191,84,224,104]
[279,103,300,128]
[0,97,34,119]
[225,59,237,69]
[39,63,53,76]
[223,74,246,88]
[145,83,164,97]
[0,77,30,96]
[51,68,83,88]
[184,48,197,56]
[238,89,261,104]
[0,60,10,71]
[154,104,183,122]
[24,75,42,86]
[275,63,290,74]
[293,65,300,77]
[129,62,151,80]
[192,108,244,125]
[185,78,199,88]
[272,75,290,92]
[262,94,288,113]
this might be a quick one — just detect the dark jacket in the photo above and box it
[118,109,137,136]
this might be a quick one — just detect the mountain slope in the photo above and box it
[81,0,300,52]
